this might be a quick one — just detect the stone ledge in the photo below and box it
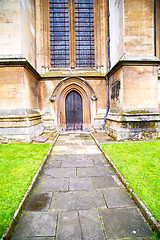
[105,111,160,140]
[0,108,41,116]
[0,123,44,143]
[40,68,105,78]
[107,111,160,122]
[106,125,158,141]
[107,55,160,78]
[0,109,43,128]
[0,56,40,79]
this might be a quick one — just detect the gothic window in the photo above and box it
[49,0,70,67]
[49,0,95,68]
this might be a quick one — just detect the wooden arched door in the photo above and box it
[65,90,83,130]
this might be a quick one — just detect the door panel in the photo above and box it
[65,91,83,130]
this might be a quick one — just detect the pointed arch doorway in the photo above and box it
[65,90,83,131]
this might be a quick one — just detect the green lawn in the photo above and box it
[102,141,160,223]
[0,143,50,238]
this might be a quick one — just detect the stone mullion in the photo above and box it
[69,0,76,68]
[43,0,50,70]
[156,0,160,58]
[102,0,108,73]
[93,0,98,68]
[94,0,101,70]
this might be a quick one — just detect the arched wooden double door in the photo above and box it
[65,91,83,130]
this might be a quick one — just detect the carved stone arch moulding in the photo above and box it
[50,77,97,130]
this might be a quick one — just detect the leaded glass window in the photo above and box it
[49,0,69,67]
[49,0,95,68]
[75,0,95,67]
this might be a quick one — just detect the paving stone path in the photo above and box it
[11,133,155,240]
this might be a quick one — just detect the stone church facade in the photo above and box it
[0,0,160,142]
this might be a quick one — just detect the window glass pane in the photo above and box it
[49,0,70,68]
[75,0,95,67]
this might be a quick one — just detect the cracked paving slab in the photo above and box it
[10,212,57,239]
[50,190,106,211]
[34,175,69,192]
[99,207,153,239]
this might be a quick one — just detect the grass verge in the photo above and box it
[102,141,160,223]
[0,143,50,238]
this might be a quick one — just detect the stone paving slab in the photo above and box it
[56,211,82,240]
[25,192,52,211]
[44,159,62,168]
[49,154,66,161]
[111,174,124,187]
[92,132,115,144]
[86,146,101,154]
[61,159,94,167]
[85,153,107,160]
[66,153,85,160]
[93,160,109,167]
[77,166,114,177]
[50,190,106,210]
[103,188,136,208]
[69,177,93,191]
[53,145,69,151]
[79,209,105,240]
[34,175,69,192]
[91,176,119,189]
[11,212,57,239]
[99,207,153,239]
[44,167,76,178]
[32,136,49,143]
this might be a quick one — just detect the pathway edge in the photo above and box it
[2,133,60,240]
[90,131,160,237]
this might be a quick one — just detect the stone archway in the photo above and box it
[50,77,97,130]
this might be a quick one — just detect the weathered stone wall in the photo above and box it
[109,64,158,112]
[123,65,158,110]
[0,0,36,67]
[35,0,50,73]
[20,0,36,68]
[0,66,39,110]
[0,65,43,142]
[124,0,154,56]
[23,68,39,109]
[106,62,160,140]
[109,67,123,110]
[156,0,160,58]
[39,78,107,112]
[109,0,124,67]
[158,78,160,108]
[108,64,159,112]
[0,67,24,109]
[0,0,21,56]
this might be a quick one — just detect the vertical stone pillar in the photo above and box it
[105,0,160,140]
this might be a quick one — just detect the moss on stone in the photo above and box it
[40,71,105,78]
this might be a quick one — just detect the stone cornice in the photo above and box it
[107,55,160,78]
[0,57,106,79]
[0,56,41,79]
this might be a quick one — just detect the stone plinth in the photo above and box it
[105,111,160,141]
[0,109,43,142]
